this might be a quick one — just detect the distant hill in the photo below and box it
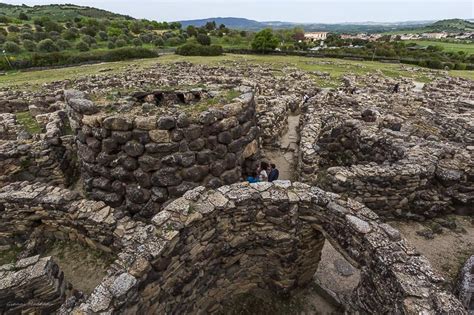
[426,19,474,32]
[178,17,433,33]
[179,17,474,34]
[0,3,134,22]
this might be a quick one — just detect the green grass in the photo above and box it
[408,40,474,54]
[0,53,472,91]
[0,245,22,265]
[16,111,42,134]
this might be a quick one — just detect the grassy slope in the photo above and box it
[0,3,131,23]
[0,54,472,90]
[408,40,474,54]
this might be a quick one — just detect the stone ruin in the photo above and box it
[0,62,471,314]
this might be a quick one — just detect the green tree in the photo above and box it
[37,39,59,52]
[18,12,29,21]
[196,34,211,46]
[22,39,36,52]
[186,25,198,37]
[76,41,90,52]
[132,38,143,46]
[251,29,279,52]
[3,41,21,54]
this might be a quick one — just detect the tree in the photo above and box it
[205,21,216,31]
[76,41,90,52]
[196,34,211,46]
[22,39,36,52]
[37,39,59,52]
[56,39,71,50]
[18,12,29,21]
[7,25,20,33]
[132,38,143,47]
[3,41,21,54]
[63,28,79,41]
[186,25,197,37]
[98,31,108,41]
[251,29,279,52]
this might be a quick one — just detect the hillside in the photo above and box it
[427,19,474,32]
[0,3,133,22]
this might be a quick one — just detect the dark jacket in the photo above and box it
[268,169,279,182]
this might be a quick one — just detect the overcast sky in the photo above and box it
[3,0,473,23]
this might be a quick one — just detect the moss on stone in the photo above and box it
[16,111,42,134]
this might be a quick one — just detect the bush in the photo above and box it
[152,38,165,47]
[18,12,29,20]
[56,39,71,50]
[63,28,79,41]
[82,35,96,45]
[196,34,211,46]
[76,41,90,52]
[22,39,36,52]
[7,25,20,33]
[98,31,108,41]
[176,43,223,56]
[107,41,116,49]
[115,39,127,47]
[0,16,10,24]
[132,38,143,47]
[37,39,59,52]
[3,41,21,54]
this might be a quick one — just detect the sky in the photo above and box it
[2,0,473,23]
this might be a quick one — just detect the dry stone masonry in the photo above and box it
[0,62,471,314]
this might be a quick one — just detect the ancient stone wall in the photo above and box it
[64,182,464,314]
[257,95,299,146]
[0,182,123,252]
[65,89,260,218]
[298,92,473,220]
[0,255,72,314]
[0,110,76,188]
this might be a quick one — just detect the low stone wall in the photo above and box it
[0,181,125,252]
[66,182,464,314]
[0,255,71,314]
[65,89,260,218]
[0,98,28,113]
[298,94,473,219]
[0,113,25,140]
[257,95,299,146]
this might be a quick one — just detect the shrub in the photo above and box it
[115,39,127,47]
[176,43,223,56]
[0,16,10,24]
[82,35,96,45]
[37,39,59,52]
[98,31,108,41]
[3,41,21,54]
[44,21,63,33]
[56,39,71,50]
[139,33,152,44]
[0,34,5,45]
[107,41,116,49]
[63,28,79,41]
[20,32,34,41]
[18,12,29,20]
[22,39,36,52]
[7,25,20,33]
[132,38,143,47]
[152,38,165,47]
[196,34,211,46]
[76,41,90,52]
[454,63,467,70]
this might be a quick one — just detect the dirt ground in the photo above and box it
[43,241,114,294]
[390,215,474,285]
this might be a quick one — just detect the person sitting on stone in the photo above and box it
[246,171,260,183]
[259,162,269,182]
[268,163,279,182]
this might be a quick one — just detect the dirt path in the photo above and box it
[264,114,300,181]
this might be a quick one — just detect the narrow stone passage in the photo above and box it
[264,114,300,181]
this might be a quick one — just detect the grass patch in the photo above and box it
[15,111,42,134]
[0,54,472,91]
[0,245,22,265]
[408,40,474,54]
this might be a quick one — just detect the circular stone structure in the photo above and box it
[65,181,464,314]
[64,88,260,218]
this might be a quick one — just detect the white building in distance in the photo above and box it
[304,32,328,41]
